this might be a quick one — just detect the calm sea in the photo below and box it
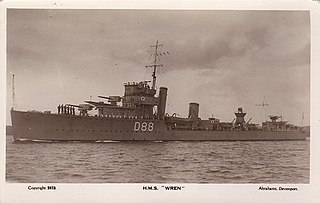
[6,135,309,183]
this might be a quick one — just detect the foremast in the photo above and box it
[146,40,163,90]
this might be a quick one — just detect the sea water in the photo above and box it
[6,135,309,183]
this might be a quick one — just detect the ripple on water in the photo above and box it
[6,135,310,183]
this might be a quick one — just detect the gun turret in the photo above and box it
[269,115,283,123]
[66,103,94,116]
[67,103,94,110]
[98,95,122,106]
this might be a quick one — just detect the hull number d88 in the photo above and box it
[134,122,154,132]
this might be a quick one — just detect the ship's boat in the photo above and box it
[10,41,307,142]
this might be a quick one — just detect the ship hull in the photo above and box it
[11,110,307,142]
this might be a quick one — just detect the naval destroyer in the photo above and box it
[10,41,307,142]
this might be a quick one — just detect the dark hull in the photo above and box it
[11,110,307,141]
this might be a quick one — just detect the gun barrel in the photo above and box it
[66,104,80,108]
[98,96,110,99]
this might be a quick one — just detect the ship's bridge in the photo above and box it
[122,81,158,108]
[123,81,156,96]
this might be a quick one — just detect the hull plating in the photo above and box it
[11,110,307,142]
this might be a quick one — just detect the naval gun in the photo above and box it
[98,95,122,106]
[262,115,288,131]
[268,115,283,122]
[67,104,94,116]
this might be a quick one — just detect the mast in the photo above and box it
[12,74,15,110]
[256,96,269,123]
[146,40,163,89]
[301,112,304,127]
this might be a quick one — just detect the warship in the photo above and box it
[10,41,307,142]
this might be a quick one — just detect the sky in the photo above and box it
[6,9,310,125]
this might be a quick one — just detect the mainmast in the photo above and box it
[146,40,163,90]
[256,96,269,123]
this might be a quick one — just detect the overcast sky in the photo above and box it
[6,9,310,125]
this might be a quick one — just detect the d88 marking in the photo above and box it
[148,122,154,132]
[134,122,154,132]
[141,122,148,131]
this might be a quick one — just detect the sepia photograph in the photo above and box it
[1,1,319,202]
